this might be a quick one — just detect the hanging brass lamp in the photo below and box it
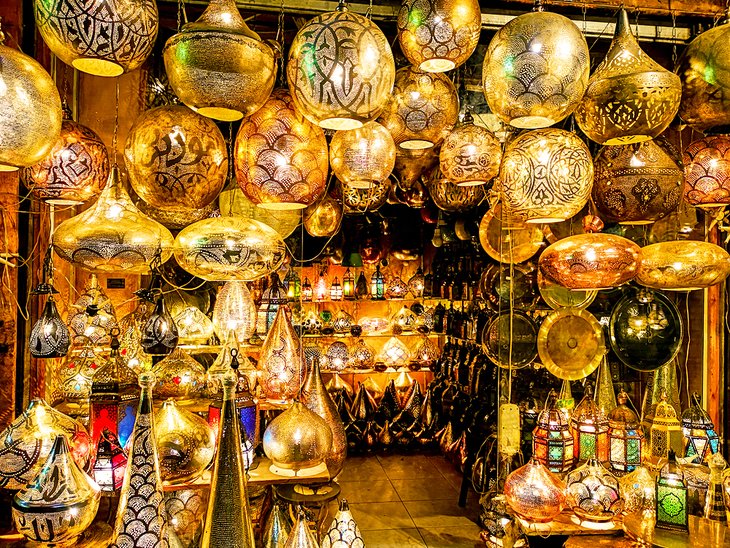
[481,5,589,129]
[163,0,275,122]
[439,111,502,187]
[330,121,396,189]
[636,241,730,291]
[34,0,158,77]
[0,28,61,171]
[303,194,343,238]
[397,0,481,72]
[575,9,681,145]
[683,134,730,208]
[287,0,395,130]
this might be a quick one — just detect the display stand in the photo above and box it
[622,512,730,548]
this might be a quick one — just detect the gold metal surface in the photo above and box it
[303,194,343,238]
[537,270,597,310]
[637,241,730,291]
[479,204,544,264]
[152,348,208,402]
[504,458,566,523]
[683,135,730,208]
[330,121,396,189]
[439,115,501,186]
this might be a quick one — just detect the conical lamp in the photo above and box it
[321,499,364,548]
[284,509,320,548]
[439,112,501,187]
[163,0,275,122]
[263,502,291,548]
[259,306,305,403]
[330,121,396,189]
[0,30,61,171]
[287,1,395,130]
[212,281,257,343]
[576,9,681,145]
[53,165,174,274]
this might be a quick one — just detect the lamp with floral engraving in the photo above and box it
[439,111,502,187]
[637,241,730,291]
[683,135,730,208]
[92,428,127,492]
[619,465,655,515]
[648,393,684,464]
[607,389,644,474]
[330,121,396,188]
[66,275,118,350]
[504,458,566,523]
[532,389,574,473]
[213,280,256,343]
[570,384,609,463]
[259,306,304,403]
[656,449,688,532]
[681,392,719,464]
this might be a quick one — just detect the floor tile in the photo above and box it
[417,524,482,548]
[391,477,459,502]
[378,454,443,480]
[337,456,385,482]
[362,528,427,547]
[338,479,400,504]
[348,501,416,531]
[404,499,480,529]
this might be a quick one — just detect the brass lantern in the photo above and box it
[212,281,256,343]
[532,389,574,473]
[163,0,275,122]
[235,89,328,210]
[341,179,391,213]
[378,66,459,149]
[52,166,174,274]
[637,241,730,291]
[655,450,689,531]
[482,8,589,129]
[330,121,396,189]
[125,105,227,212]
[219,185,301,238]
[648,393,684,463]
[396,0,481,72]
[427,170,485,212]
[504,458,566,523]
[0,31,62,171]
[439,112,502,187]
[259,306,305,403]
[569,384,609,463]
[287,0,395,130]
[575,9,681,145]
[681,392,720,464]
[303,194,343,238]
[607,389,645,474]
[499,129,593,223]
[683,134,730,208]
[592,138,684,225]
[565,458,623,523]
[34,0,157,77]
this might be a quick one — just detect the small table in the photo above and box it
[623,512,730,547]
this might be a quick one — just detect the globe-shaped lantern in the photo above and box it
[440,112,502,187]
[683,135,730,208]
[330,121,396,189]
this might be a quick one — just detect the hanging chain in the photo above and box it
[176,0,187,32]
[366,0,373,20]
[671,11,678,68]
[112,79,120,166]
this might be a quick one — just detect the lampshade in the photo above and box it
[54,346,98,404]
[219,185,301,238]
[173,215,286,281]
[117,299,152,372]
[163,0,275,122]
[330,121,396,188]
[124,105,227,213]
[537,271,596,310]
[539,233,640,290]
[504,458,566,523]
[259,306,305,403]
[321,499,364,548]
[378,67,459,149]
[592,138,683,225]
[397,0,480,72]
[386,275,409,300]
[427,170,485,212]
[575,9,681,145]
[24,108,109,205]
[570,385,609,462]
[235,89,328,210]
[619,466,655,515]
[34,0,157,76]
[482,9,589,128]
[325,341,350,371]
[0,36,62,171]
[341,178,391,213]
[676,13,730,132]
[499,128,593,223]
[349,339,376,370]
[636,240,730,291]
[66,276,118,349]
[607,390,645,474]
[53,166,174,274]
[30,295,70,359]
[303,194,343,238]
[565,458,623,523]
[140,295,179,356]
[479,204,544,264]
[381,337,411,367]
[682,134,730,208]
[173,306,215,345]
[212,281,256,343]
[648,395,684,462]
[439,112,502,187]
[151,348,207,402]
[287,2,395,130]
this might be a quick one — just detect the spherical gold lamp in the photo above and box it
[303,194,343,238]
[34,0,158,77]
[396,0,481,72]
[479,204,544,264]
[0,33,62,171]
[52,165,174,274]
[499,128,593,223]
[539,233,641,290]
[683,135,730,208]
[378,66,459,149]
[125,105,227,212]
[636,241,730,291]
[575,9,681,145]
[341,179,391,213]
[592,138,683,225]
[287,0,395,130]
[482,8,589,129]
[219,184,300,238]
[439,112,502,187]
[427,169,485,212]
[163,0,275,122]
[235,89,328,210]
[330,121,396,189]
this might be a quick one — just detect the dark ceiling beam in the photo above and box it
[510,0,726,18]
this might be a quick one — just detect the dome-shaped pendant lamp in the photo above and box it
[287,0,396,130]
[439,111,502,187]
[52,165,174,274]
[163,0,276,122]
[330,121,396,189]
[482,5,589,129]
[0,28,62,172]
[397,0,481,72]
[636,241,730,291]
[575,9,681,145]
[235,89,328,210]
[34,0,158,77]
[683,134,730,208]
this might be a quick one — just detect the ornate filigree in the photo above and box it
[683,135,730,207]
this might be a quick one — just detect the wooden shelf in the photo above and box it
[302,332,439,339]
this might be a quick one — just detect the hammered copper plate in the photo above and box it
[538,308,606,380]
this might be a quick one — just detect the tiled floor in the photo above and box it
[333,454,483,548]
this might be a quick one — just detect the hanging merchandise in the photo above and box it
[378,67,459,149]
[30,293,70,359]
[427,171,485,212]
[499,128,593,223]
[287,0,395,130]
[592,139,684,224]
[321,499,365,548]
[482,311,538,369]
[139,200,217,232]
[569,384,609,462]
[503,458,566,523]
[53,166,174,274]
[219,186,301,238]
[66,276,118,349]
[682,135,730,208]
[537,308,604,381]
[537,271,596,311]
[212,281,257,343]
[124,105,228,212]
[575,9,681,144]
[330,121,397,189]
[259,306,305,402]
[175,306,215,345]
[262,502,291,548]
[607,389,644,474]
[531,390,574,473]
[163,0,275,121]
[478,205,544,264]
[681,393,720,463]
[565,458,623,524]
[636,241,730,290]
[54,345,98,404]
[304,194,344,238]
[655,450,689,531]
[341,179,391,213]
[117,296,153,372]
[482,5,589,128]
[439,111,502,187]
[0,25,62,171]
[141,294,179,356]
[256,273,288,336]
[151,348,207,402]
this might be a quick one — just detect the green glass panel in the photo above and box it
[657,485,687,528]
[579,433,596,460]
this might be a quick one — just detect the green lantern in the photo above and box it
[370,264,385,300]
[655,449,688,532]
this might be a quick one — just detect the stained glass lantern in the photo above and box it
[439,112,502,187]
[386,274,409,299]
[330,278,343,301]
[34,0,157,76]
[213,280,256,343]
[259,306,305,403]
[607,389,644,474]
[482,8,589,129]
[570,385,609,463]
[284,268,301,301]
[682,135,730,208]
[343,268,356,300]
[302,277,313,302]
[174,306,215,345]
[499,128,593,223]
[141,295,179,356]
[532,389,574,473]
[30,294,70,359]
[504,458,566,523]
[66,276,118,350]
[350,339,376,370]
[408,267,425,298]
[649,394,684,463]
[92,428,127,492]
[656,450,689,531]
[681,392,719,464]
[332,310,354,333]
[257,273,288,336]
[637,241,730,291]
[151,348,207,403]
[378,67,459,149]
[287,0,395,130]
[371,265,386,300]
[381,337,411,367]
[330,121,396,188]
[326,341,350,371]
